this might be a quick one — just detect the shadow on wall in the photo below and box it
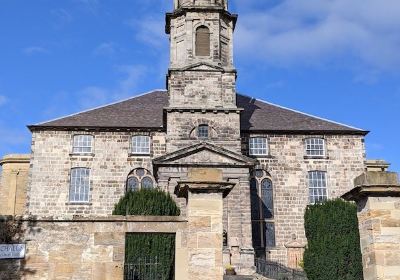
[0,217,40,280]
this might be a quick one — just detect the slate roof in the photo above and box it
[29,90,368,135]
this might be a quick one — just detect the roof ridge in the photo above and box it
[238,93,365,132]
[33,89,167,126]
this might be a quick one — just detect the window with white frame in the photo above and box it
[308,171,328,204]
[197,124,209,139]
[69,168,90,202]
[305,138,326,157]
[131,136,151,154]
[249,137,268,156]
[72,135,93,154]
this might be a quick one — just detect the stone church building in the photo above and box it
[1,0,369,279]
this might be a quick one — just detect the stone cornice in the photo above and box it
[165,8,237,34]
[0,155,30,166]
[342,185,400,202]
[165,107,243,113]
[0,215,188,223]
[175,180,235,198]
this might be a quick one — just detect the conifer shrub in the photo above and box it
[113,189,180,280]
[303,199,363,280]
[112,189,180,216]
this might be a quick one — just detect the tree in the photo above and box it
[303,199,363,280]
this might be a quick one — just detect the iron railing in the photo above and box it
[255,258,307,280]
[124,257,166,280]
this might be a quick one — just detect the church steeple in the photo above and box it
[165,0,241,153]
[166,0,238,110]
[166,0,237,69]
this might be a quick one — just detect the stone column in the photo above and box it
[342,171,400,280]
[176,174,234,280]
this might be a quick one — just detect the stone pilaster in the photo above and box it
[0,154,30,215]
[176,177,234,280]
[342,171,400,280]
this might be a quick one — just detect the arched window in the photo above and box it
[195,26,210,56]
[141,177,154,189]
[261,179,274,219]
[127,177,139,192]
[126,168,155,192]
[250,169,276,249]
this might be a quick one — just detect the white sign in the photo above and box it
[0,244,26,259]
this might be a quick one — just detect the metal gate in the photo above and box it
[255,258,307,280]
[124,257,165,280]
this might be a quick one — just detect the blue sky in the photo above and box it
[0,0,399,171]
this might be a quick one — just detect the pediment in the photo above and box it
[181,62,225,72]
[153,142,256,167]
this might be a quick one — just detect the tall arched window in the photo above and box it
[195,26,210,56]
[250,169,276,250]
[261,178,274,219]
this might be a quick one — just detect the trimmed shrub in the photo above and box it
[113,189,180,280]
[303,199,363,280]
[112,189,180,216]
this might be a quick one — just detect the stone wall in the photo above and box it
[27,129,365,268]
[166,110,241,152]
[242,133,365,263]
[0,155,30,215]
[28,131,167,217]
[168,10,234,69]
[168,71,237,108]
[0,216,187,280]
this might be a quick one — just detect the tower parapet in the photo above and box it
[174,0,228,9]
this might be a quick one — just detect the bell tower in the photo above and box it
[165,0,241,152]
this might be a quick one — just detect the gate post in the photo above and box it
[175,170,234,280]
[342,171,400,280]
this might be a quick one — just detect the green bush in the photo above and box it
[113,189,180,280]
[112,189,180,216]
[303,199,363,280]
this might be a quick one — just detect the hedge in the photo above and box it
[303,199,363,280]
[113,189,180,280]
[112,189,180,216]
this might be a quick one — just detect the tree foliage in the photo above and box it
[303,199,363,280]
[0,218,23,244]
[112,189,180,216]
[113,189,180,280]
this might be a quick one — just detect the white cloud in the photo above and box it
[0,95,6,106]
[126,17,167,48]
[78,64,147,109]
[51,8,73,27]
[93,42,118,57]
[22,46,49,55]
[232,0,400,71]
